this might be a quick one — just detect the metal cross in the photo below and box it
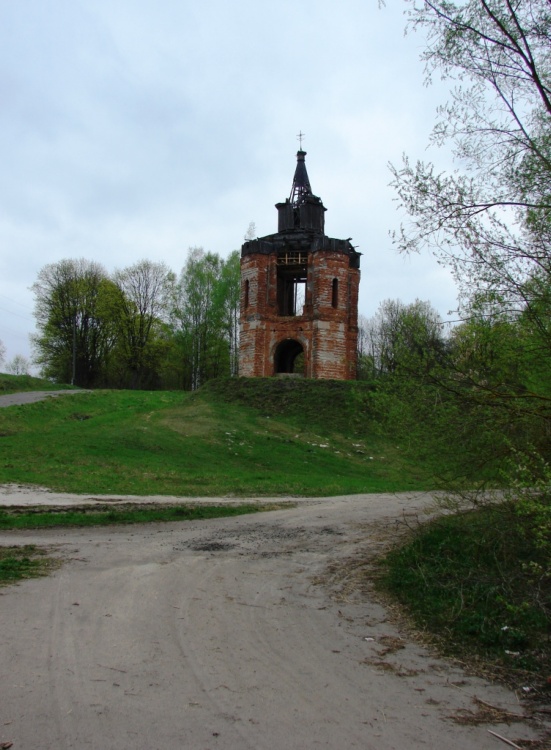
[297,131,305,149]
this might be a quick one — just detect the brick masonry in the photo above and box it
[239,154,361,380]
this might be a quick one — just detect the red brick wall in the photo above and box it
[240,249,360,380]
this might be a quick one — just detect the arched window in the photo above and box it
[331,278,339,308]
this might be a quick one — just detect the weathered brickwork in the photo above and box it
[239,151,361,380]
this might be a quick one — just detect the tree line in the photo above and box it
[357,292,551,475]
[30,248,240,390]
[354,0,551,482]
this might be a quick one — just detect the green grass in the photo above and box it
[0,545,61,585]
[0,379,437,496]
[377,501,551,683]
[0,372,77,395]
[0,503,277,530]
[201,377,376,435]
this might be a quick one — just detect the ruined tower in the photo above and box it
[239,149,361,379]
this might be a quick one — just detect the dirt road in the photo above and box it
[0,390,91,408]
[0,489,546,750]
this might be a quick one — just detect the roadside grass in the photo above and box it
[0,381,438,496]
[0,372,77,394]
[376,500,551,685]
[0,545,61,586]
[0,503,279,530]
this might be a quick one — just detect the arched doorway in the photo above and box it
[274,339,304,375]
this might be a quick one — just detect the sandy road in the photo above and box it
[0,490,547,750]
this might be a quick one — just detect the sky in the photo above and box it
[0,0,460,368]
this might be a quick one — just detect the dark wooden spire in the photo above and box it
[290,150,312,205]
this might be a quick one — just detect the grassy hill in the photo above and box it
[0,377,440,496]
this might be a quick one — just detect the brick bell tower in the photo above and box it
[239,149,361,379]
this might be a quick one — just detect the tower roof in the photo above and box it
[290,150,313,205]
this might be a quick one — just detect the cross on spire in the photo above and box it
[297,130,305,150]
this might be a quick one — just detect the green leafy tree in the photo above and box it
[111,260,174,389]
[362,299,447,377]
[391,0,551,317]
[356,314,377,381]
[389,0,551,462]
[364,3,551,656]
[6,355,31,376]
[171,248,241,389]
[173,249,225,390]
[31,259,118,387]
[218,250,241,377]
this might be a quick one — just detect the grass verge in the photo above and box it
[0,503,280,530]
[0,545,61,586]
[376,500,551,687]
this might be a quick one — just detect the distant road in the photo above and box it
[0,390,90,408]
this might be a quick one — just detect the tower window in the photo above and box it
[331,278,339,308]
[244,279,250,309]
[276,251,307,316]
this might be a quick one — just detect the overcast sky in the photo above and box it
[0,0,459,367]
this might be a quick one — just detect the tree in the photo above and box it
[361,299,447,377]
[384,6,551,647]
[31,259,119,387]
[171,248,241,389]
[0,339,5,368]
[390,0,551,459]
[218,250,241,377]
[391,0,551,318]
[173,249,225,390]
[111,260,174,389]
[356,315,377,380]
[6,355,31,376]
